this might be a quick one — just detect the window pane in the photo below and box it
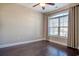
[48,28,58,36]
[60,16,68,27]
[48,18,58,27]
[60,28,68,37]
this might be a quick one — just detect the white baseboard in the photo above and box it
[48,39,67,46]
[0,38,44,48]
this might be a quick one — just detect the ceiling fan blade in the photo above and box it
[33,3,40,7]
[46,3,55,6]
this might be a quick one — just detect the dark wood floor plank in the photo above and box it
[0,40,79,56]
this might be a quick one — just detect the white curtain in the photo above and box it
[68,5,79,49]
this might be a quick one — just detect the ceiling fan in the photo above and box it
[33,3,55,10]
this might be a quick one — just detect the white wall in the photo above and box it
[0,3,43,46]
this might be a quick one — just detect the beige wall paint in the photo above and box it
[0,4,43,45]
[43,14,48,40]
[48,37,67,46]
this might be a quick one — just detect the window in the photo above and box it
[48,12,68,38]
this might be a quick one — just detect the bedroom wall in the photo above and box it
[0,3,43,46]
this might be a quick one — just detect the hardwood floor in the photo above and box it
[0,40,79,56]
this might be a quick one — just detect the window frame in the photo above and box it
[48,14,68,38]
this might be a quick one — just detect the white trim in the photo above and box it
[48,39,67,46]
[0,38,44,48]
